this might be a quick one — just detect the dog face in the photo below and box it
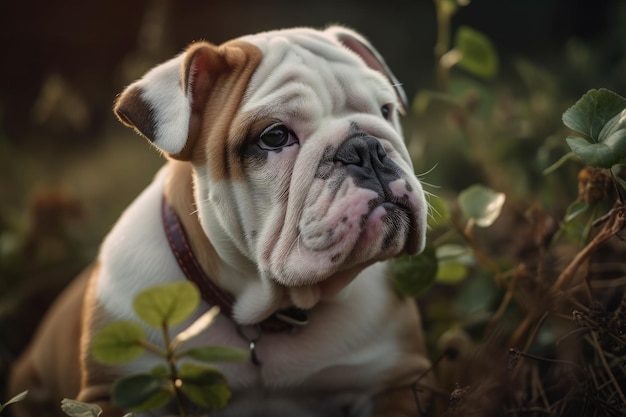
[115,26,427,320]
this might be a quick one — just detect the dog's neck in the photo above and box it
[162,191,311,332]
[163,161,311,328]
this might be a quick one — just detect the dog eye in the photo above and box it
[380,104,392,120]
[258,124,298,150]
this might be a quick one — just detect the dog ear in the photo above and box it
[326,26,408,115]
[114,41,259,160]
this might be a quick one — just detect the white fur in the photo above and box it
[132,55,192,154]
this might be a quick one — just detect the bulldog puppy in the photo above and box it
[8,26,432,417]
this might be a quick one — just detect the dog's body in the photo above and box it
[9,26,432,416]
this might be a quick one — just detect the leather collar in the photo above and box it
[161,195,307,332]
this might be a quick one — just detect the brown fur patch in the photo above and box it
[189,40,263,181]
[163,160,220,278]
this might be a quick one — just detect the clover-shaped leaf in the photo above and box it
[111,373,170,412]
[563,88,626,141]
[458,184,506,227]
[133,281,200,328]
[435,244,474,284]
[454,26,499,79]
[563,89,626,168]
[179,363,231,410]
[90,321,146,365]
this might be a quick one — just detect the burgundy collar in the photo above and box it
[161,196,307,333]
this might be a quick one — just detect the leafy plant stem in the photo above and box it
[137,339,167,357]
[161,321,189,417]
[432,228,458,247]
[453,217,501,277]
[433,0,453,90]
[463,218,475,238]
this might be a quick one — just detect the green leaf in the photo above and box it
[599,109,626,143]
[60,399,102,417]
[150,364,170,378]
[562,88,626,141]
[179,363,231,410]
[436,243,473,261]
[392,244,438,297]
[435,244,473,284]
[184,346,249,363]
[436,261,468,284]
[128,390,170,413]
[458,184,506,227]
[453,26,499,79]
[542,151,578,175]
[111,373,169,411]
[133,281,200,327]
[0,390,28,412]
[566,111,626,168]
[90,321,146,365]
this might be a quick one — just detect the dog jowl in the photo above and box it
[8,26,432,417]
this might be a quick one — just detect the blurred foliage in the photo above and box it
[0,390,27,414]
[394,1,626,415]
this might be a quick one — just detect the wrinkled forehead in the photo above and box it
[238,28,395,116]
[240,27,362,67]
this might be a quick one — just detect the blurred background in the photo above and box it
[1,0,625,414]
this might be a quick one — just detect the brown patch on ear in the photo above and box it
[113,40,261,165]
[113,86,157,143]
[183,42,220,107]
[188,40,263,180]
[174,42,227,161]
[163,160,221,278]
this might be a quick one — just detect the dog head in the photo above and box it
[114,26,427,323]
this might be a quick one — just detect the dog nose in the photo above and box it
[334,135,399,194]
